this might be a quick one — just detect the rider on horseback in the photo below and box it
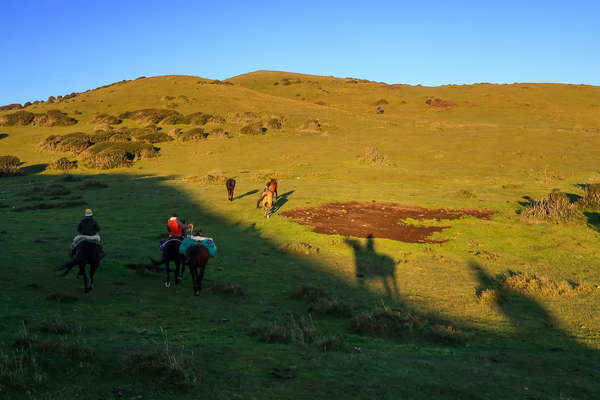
[73,209,104,259]
[167,213,192,239]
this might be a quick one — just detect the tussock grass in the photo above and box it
[0,155,23,176]
[298,119,320,133]
[352,305,419,337]
[291,284,352,317]
[455,189,476,199]
[47,157,77,171]
[521,189,580,223]
[93,113,121,125]
[0,349,46,392]
[266,117,284,129]
[249,314,319,345]
[502,271,580,297]
[279,242,319,255]
[40,132,92,153]
[119,109,180,124]
[315,334,346,352]
[579,184,600,208]
[209,127,229,138]
[0,110,35,125]
[180,127,208,142]
[76,179,108,190]
[38,316,74,335]
[476,288,504,305]
[231,111,260,124]
[32,110,77,127]
[35,339,95,362]
[210,282,245,297]
[240,121,265,135]
[363,146,388,167]
[185,170,227,185]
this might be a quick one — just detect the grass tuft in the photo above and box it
[249,314,319,345]
[0,155,23,176]
[210,282,245,297]
[521,189,580,223]
[363,147,388,167]
[291,284,353,317]
[279,242,319,255]
[47,157,77,171]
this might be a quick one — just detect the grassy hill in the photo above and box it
[1,71,600,399]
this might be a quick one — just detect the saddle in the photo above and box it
[179,236,218,258]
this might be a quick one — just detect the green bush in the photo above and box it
[119,109,181,124]
[266,117,284,129]
[0,111,35,126]
[93,113,121,125]
[185,112,213,125]
[580,184,600,208]
[180,128,207,142]
[80,142,158,169]
[32,110,77,127]
[0,155,23,176]
[40,133,93,153]
[521,189,580,223]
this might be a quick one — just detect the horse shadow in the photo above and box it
[272,190,294,213]
[0,133,8,140]
[584,211,600,232]
[21,163,48,175]
[344,234,399,301]
[234,189,258,201]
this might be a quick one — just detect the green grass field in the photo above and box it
[1,71,600,399]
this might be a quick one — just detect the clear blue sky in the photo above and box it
[0,0,598,105]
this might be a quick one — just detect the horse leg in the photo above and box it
[89,262,98,291]
[189,265,200,296]
[81,264,91,293]
[174,259,181,285]
[164,260,171,288]
[197,263,207,292]
[179,256,186,280]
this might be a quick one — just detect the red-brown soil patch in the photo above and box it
[280,202,494,243]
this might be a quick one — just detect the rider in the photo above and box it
[78,208,100,236]
[167,213,191,240]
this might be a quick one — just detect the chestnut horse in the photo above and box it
[185,244,210,296]
[256,188,274,218]
[225,178,236,201]
[266,179,278,201]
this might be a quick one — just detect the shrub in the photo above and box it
[279,242,319,255]
[240,122,265,135]
[209,128,229,138]
[48,157,77,171]
[0,155,23,176]
[298,119,320,133]
[352,306,419,337]
[93,113,121,125]
[363,146,388,167]
[0,111,35,126]
[501,271,579,297]
[185,112,213,125]
[134,132,173,144]
[580,184,600,208]
[80,142,158,169]
[476,288,503,305]
[291,284,352,317]
[266,117,284,129]
[249,314,319,345]
[315,334,345,352]
[180,128,208,142]
[521,189,580,223]
[119,109,181,124]
[455,189,475,199]
[231,111,259,124]
[122,348,199,385]
[373,99,388,105]
[0,103,22,111]
[208,115,226,124]
[32,110,77,127]
[186,170,227,185]
[40,132,93,153]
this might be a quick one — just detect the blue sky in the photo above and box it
[0,0,598,105]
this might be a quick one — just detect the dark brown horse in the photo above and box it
[150,238,185,287]
[266,178,278,201]
[185,244,210,296]
[226,178,236,201]
[59,241,102,293]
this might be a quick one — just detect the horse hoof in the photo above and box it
[195,290,200,296]
[164,281,171,288]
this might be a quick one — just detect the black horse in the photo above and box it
[226,178,236,201]
[60,241,102,293]
[150,238,185,287]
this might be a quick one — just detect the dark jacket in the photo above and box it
[78,217,100,236]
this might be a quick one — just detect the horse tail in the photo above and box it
[257,193,266,208]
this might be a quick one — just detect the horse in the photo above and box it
[185,244,210,296]
[256,188,274,218]
[266,179,278,201]
[150,238,185,287]
[59,241,102,293]
[226,178,236,201]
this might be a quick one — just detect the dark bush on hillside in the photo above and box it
[266,117,283,129]
[298,119,320,133]
[32,110,77,127]
[240,122,265,135]
[40,133,93,153]
[93,113,121,125]
[521,189,580,223]
[134,132,173,144]
[119,109,181,124]
[23,102,32,107]
[210,80,233,85]
[48,157,77,171]
[0,155,23,176]
[0,111,35,126]
[80,142,158,169]
[180,128,208,142]
[0,103,22,111]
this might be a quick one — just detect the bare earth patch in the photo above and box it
[281,202,494,243]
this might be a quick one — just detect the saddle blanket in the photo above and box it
[71,234,102,249]
[159,238,182,251]
[179,236,217,258]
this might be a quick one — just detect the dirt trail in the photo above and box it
[281,201,494,243]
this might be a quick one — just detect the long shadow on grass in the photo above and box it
[1,172,599,399]
[0,133,8,140]
[271,190,294,214]
[233,189,258,201]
